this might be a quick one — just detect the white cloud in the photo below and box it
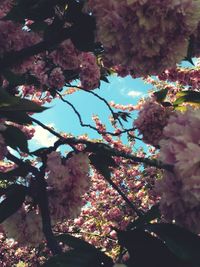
[32,124,58,147]
[127,90,142,98]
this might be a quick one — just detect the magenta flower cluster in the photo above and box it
[46,151,91,224]
[85,0,200,76]
[156,108,200,233]
[134,98,172,147]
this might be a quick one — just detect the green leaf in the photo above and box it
[42,250,97,267]
[100,76,109,83]
[184,36,195,66]
[55,234,113,266]
[117,229,186,267]
[29,21,48,32]
[0,167,30,181]
[3,70,40,87]
[0,184,27,223]
[2,125,29,153]
[0,111,32,124]
[154,89,168,103]
[0,98,47,112]
[56,234,98,252]
[113,111,131,122]
[12,98,47,112]
[161,101,172,107]
[173,91,200,106]
[145,223,200,265]
[127,204,160,229]
[0,87,47,113]
[0,87,19,107]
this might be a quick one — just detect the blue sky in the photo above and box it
[31,75,152,149]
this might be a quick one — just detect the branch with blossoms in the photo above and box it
[56,91,138,138]
[31,117,173,171]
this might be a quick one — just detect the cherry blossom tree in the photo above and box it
[0,0,200,266]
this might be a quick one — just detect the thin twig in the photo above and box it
[65,85,125,128]
[57,91,138,137]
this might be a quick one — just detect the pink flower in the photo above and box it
[2,208,44,246]
[80,53,100,90]
[48,67,65,89]
[156,108,200,233]
[134,97,172,146]
[46,152,91,223]
[50,40,81,70]
[84,0,200,76]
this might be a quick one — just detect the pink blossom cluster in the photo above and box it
[46,151,90,223]
[27,57,66,90]
[0,20,41,58]
[92,114,133,153]
[80,53,100,90]
[20,87,53,105]
[134,97,172,147]
[2,207,44,246]
[12,42,100,91]
[50,39,81,71]
[48,67,65,89]
[109,101,137,112]
[0,231,43,267]
[0,20,100,91]
[158,67,200,90]
[0,0,13,18]
[85,0,200,76]
[156,108,200,233]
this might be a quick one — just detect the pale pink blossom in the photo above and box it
[50,40,81,70]
[46,152,91,223]
[156,108,200,232]
[134,97,172,146]
[2,208,44,246]
[80,53,100,90]
[48,67,65,89]
[85,0,200,76]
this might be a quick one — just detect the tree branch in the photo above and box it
[31,118,174,171]
[104,175,144,217]
[36,173,62,255]
[65,85,126,128]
